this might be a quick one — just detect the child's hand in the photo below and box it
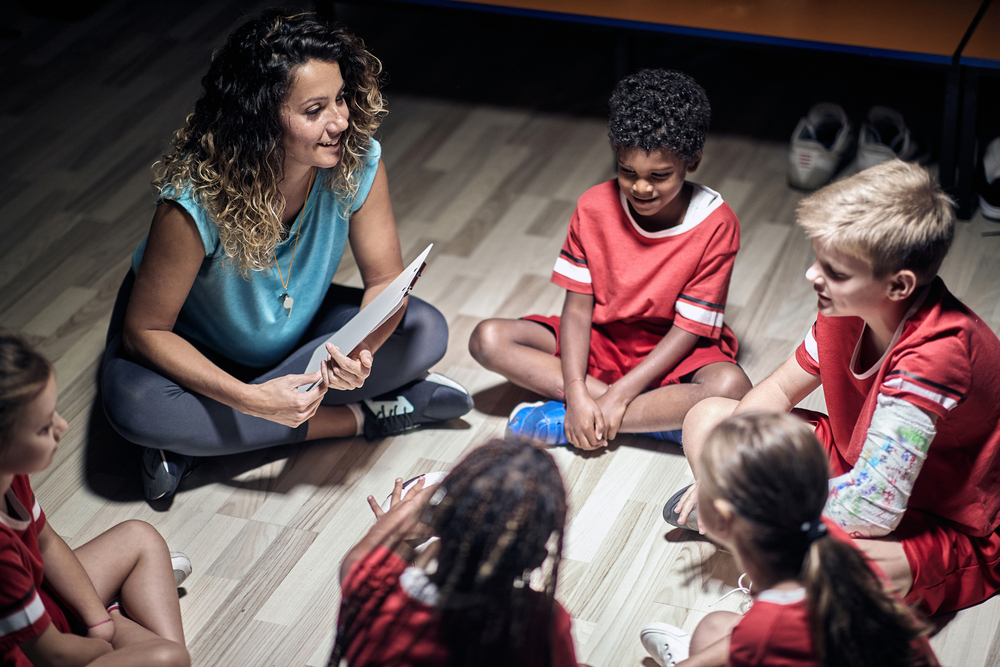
[595,388,629,441]
[565,388,607,450]
[367,477,437,545]
[675,481,703,533]
[322,342,373,391]
[86,617,115,643]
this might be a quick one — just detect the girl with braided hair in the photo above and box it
[332,438,581,666]
[640,413,937,667]
[100,8,472,501]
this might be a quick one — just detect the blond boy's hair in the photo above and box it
[797,160,955,281]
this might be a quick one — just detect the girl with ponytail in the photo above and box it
[640,413,936,667]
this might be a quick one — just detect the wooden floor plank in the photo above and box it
[3,1,998,664]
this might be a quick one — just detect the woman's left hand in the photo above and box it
[321,342,373,391]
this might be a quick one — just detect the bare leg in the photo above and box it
[618,363,751,433]
[681,610,741,667]
[473,319,750,433]
[680,397,741,476]
[854,535,914,597]
[470,318,610,399]
[305,405,360,440]
[86,612,190,667]
[74,520,185,645]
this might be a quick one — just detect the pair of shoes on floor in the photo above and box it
[789,103,924,190]
[978,136,1000,221]
[640,622,691,667]
[362,372,474,441]
[506,400,683,446]
[662,483,700,532]
[141,447,196,502]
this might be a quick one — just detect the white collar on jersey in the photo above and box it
[619,182,725,239]
[850,281,932,381]
[755,587,807,605]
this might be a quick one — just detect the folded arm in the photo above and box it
[823,394,937,537]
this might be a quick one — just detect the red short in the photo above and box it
[522,314,738,389]
[796,408,1000,615]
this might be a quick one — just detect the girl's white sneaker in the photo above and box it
[639,621,691,667]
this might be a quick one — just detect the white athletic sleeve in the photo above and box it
[823,394,937,538]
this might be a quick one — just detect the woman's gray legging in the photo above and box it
[100,272,449,457]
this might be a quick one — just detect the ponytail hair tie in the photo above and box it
[801,519,828,543]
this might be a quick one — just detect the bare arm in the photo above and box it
[734,354,821,415]
[560,291,606,450]
[340,478,436,586]
[19,624,113,667]
[597,325,700,439]
[36,523,113,636]
[346,160,406,354]
[123,201,327,427]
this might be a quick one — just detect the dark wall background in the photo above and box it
[327,1,1000,162]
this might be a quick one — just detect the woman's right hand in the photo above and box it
[242,371,328,427]
[565,383,607,450]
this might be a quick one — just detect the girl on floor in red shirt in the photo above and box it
[640,413,936,667]
[0,331,190,667]
[331,438,582,667]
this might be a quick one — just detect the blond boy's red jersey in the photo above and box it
[794,278,1000,536]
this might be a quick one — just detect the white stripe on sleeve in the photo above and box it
[804,328,819,364]
[0,590,45,637]
[553,257,591,285]
[882,376,958,411]
[674,300,724,329]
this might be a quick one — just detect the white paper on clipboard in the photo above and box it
[299,243,433,392]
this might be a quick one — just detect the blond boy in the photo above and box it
[670,160,1000,616]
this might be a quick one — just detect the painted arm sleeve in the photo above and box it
[823,394,936,537]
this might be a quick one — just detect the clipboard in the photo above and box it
[299,243,432,391]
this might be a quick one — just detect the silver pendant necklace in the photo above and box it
[274,169,316,319]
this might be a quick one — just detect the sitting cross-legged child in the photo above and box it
[0,331,191,667]
[331,438,581,667]
[640,413,937,667]
[469,69,751,451]
[667,160,1000,617]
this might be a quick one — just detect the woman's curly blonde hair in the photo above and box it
[153,9,386,276]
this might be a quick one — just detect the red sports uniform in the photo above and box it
[0,475,76,667]
[794,278,1000,614]
[727,522,938,666]
[525,180,740,387]
[338,546,578,667]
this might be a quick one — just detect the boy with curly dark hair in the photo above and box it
[470,69,751,450]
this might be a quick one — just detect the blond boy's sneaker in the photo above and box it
[856,106,922,170]
[788,102,854,190]
[640,621,691,667]
[171,552,192,587]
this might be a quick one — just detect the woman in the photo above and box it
[100,9,472,501]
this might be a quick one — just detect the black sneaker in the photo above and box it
[662,484,699,532]
[141,447,196,501]
[362,373,474,441]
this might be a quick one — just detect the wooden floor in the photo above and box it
[2,1,1000,665]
